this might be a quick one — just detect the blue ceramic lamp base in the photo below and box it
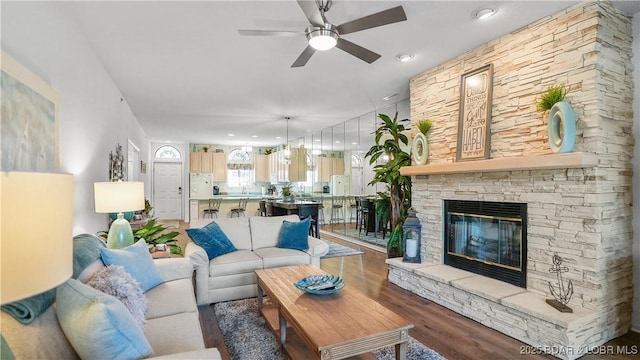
[106,213,135,249]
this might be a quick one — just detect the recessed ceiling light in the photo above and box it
[314,139,321,142]
[475,8,496,20]
[335,141,340,144]
[382,93,398,101]
[395,53,414,62]
[251,135,258,138]
[276,136,282,140]
[352,142,358,145]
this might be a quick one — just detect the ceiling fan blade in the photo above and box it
[291,45,316,68]
[297,0,324,27]
[336,6,407,35]
[238,29,303,37]
[335,38,381,64]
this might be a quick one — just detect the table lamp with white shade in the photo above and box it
[1,172,74,305]
[94,181,144,249]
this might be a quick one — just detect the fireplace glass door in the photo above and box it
[444,200,527,287]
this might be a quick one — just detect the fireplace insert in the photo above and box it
[443,200,527,288]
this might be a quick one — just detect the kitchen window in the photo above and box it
[227,149,253,189]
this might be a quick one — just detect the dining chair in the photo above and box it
[203,198,221,218]
[357,198,370,235]
[265,201,274,217]
[298,204,320,238]
[230,198,248,217]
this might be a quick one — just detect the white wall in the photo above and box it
[631,12,640,332]
[1,2,149,235]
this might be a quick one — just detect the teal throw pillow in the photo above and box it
[278,217,310,251]
[186,222,237,260]
[100,239,162,292]
[56,279,153,360]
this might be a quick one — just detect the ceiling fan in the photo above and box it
[238,0,407,68]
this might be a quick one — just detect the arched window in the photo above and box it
[351,154,363,168]
[227,149,253,188]
[154,145,181,159]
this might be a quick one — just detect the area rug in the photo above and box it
[321,240,365,259]
[213,298,446,360]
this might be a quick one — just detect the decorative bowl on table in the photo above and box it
[295,275,345,295]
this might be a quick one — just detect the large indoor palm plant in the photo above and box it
[365,112,412,257]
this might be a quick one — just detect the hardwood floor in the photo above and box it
[196,230,639,359]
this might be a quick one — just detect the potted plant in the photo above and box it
[412,119,433,165]
[134,219,182,256]
[365,112,412,258]
[202,146,209,153]
[535,84,576,153]
[281,183,294,202]
[142,198,153,218]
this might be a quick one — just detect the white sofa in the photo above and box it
[1,235,221,360]
[186,215,329,305]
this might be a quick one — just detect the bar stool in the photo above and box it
[348,196,358,224]
[330,197,344,225]
[230,198,248,217]
[298,204,319,238]
[203,198,221,218]
[258,200,267,216]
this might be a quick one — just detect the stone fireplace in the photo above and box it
[386,2,634,360]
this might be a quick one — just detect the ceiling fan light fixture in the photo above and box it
[307,26,338,51]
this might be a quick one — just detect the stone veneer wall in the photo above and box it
[404,0,634,347]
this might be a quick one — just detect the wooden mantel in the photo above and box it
[400,152,598,176]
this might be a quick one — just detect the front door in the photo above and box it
[153,162,182,219]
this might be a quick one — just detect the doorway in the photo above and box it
[153,162,183,219]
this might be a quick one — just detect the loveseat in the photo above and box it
[1,234,221,360]
[186,215,330,305]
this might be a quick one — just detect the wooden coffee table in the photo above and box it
[255,265,414,360]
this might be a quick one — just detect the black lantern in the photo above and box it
[403,208,422,263]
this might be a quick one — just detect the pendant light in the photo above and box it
[284,117,291,164]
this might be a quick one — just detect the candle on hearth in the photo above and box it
[406,238,418,258]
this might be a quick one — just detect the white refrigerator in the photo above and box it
[330,175,351,196]
[190,173,213,198]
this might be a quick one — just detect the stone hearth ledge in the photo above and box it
[386,258,600,360]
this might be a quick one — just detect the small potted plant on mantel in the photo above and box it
[535,84,576,154]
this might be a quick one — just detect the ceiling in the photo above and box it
[61,1,639,147]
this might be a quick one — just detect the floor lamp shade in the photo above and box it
[94,182,144,249]
[1,172,74,305]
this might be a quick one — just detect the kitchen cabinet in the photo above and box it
[211,153,227,182]
[254,154,270,182]
[190,152,202,173]
[269,148,307,183]
[288,147,307,182]
[316,157,345,182]
[190,152,226,182]
[200,152,213,173]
